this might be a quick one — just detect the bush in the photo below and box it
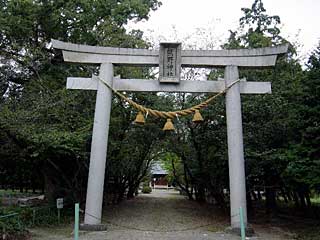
[0,212,26,239]
[142,186,152,194]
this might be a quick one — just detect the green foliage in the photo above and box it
[0,204,74,238]
[158,0,319,210]
[0,0,161,202]
[0,210,25,237]
[160,152,183,186]
[240,0,282,46]
[141,185,152,194]
[223,0,284,49]
[0,0,319,222]
[282,43,320,190]
[222,0,319,211]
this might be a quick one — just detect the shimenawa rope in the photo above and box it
[97,76,240,119]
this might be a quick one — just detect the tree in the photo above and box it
[222,0,311,213]
[282,43,320,208]
[239,0,282,47]
[0,0,162,202]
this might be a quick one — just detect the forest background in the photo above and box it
[0,0,319,218]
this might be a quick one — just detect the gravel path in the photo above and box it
[30,190,295,239]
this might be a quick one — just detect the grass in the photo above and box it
[207,224,225,233]
[30,226,73,238]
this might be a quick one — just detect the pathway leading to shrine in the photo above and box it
[31,190,294,240]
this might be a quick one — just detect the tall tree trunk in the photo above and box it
[251,190,258,201]
[195,185,206,203]
[305,191,311,208]
[265,187,277,214]
[293,191,300,208]
[298,189,306,208]
[127,180,137,199]
[171,157,193,200]
[257,189,262,201]
[280,188,288,203]
[264,171,278,214]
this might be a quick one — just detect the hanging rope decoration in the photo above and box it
[97,76,241,131]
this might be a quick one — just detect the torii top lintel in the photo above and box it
[52,40,288,229]
[52,39,288,67]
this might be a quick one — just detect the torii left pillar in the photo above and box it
[82,63,113,230]
[52,39,288,232]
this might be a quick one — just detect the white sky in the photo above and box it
[127,0,320,61]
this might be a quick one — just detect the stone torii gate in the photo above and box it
[52,39,288,231]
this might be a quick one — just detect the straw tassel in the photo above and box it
[134,111,145,125]
[162,118,175,131]
[192,110,204,123]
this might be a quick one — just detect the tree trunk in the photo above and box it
[116,187,126,203]
[293,191,300,208]
[212,191,226,207]
[246,187,252,211]
[280,188,288,203]
[251,190,258,201]
[265,187,277,214]
[257,189,262,201]
[127,180,137,199]
[127,189,135,199]
[305,191,311,208]
[195,185,206,203]
[171,157,193,200]
[298,190,306,208]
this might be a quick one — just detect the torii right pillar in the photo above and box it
[51,39,288,233]
[225,65,249,233]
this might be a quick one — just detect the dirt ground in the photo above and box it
[30,190,296,240]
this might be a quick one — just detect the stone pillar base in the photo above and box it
[225,226,254,237]
[80,223,107,231]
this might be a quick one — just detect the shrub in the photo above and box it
[0,212,27,239]
[142,186,152,194]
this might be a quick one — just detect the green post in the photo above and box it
[32,209,36,226]
[239,207,245,240]
[74,203,79,240]
[17,215,22,231]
